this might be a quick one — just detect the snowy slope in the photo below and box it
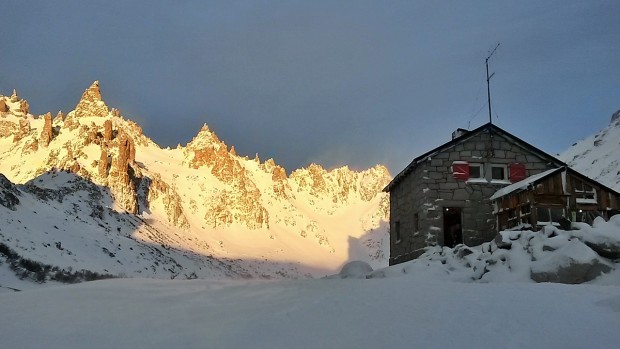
[560,110,620,191]
[0,171,256,282]
[0,83,390,282]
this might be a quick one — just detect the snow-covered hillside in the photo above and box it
[560,110,620,191]
[0,83,390,281]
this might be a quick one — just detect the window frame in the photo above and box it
[490,164,508,182]
[394,221,401,244]
[573,178,597,204]
[469,163,484,180]
[536,206,566,226]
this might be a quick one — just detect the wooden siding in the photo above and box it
[494,169,620,230]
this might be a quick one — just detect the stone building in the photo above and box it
[384,123,565,265]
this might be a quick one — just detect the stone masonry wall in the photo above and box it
[390,128,558,265]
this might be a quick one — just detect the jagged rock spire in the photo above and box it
[10,89,18,102]
[73,80,110,118]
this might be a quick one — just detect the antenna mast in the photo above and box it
[485,43,500,124]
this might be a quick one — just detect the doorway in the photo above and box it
[443,207,462,248]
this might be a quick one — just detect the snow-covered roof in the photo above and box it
[490,167,564,200]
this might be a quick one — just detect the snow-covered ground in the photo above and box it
[0,271,619,348]
[2,217,620,348]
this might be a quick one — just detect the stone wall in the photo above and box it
[389,128,559,265]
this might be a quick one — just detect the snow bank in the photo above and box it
[372,218,620,285]
[326,260,373,279]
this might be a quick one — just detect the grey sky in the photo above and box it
[1,1,618,174]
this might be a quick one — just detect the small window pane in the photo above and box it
[492,166,506,180]
[470,166,481,178]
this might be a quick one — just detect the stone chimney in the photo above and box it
[452,128,468,140]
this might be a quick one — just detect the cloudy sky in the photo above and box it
[1,1,618,174]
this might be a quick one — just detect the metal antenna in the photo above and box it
[485,43,500,124]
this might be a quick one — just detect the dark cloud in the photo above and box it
[1,0,619,174]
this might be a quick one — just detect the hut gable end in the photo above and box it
[387,123,566,265]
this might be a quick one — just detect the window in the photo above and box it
[574,179,596,204]
[491,165,507,181]
[536,207,565,226]
[469,163,484,179]
[394,221,401,243]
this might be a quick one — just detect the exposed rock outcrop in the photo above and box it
[98,149,109,178]
[0,120,19,138]
[142,174,190,229]
[290,163,391,204]
[204,168,270,230]
[261,158,291,198]
[103,119,113,141]
[13,119,31,143]
[73,81,109,118]
[108,131,138,213]
[0,173,20,210]
[39,112,53,147]
[10,89,19,103]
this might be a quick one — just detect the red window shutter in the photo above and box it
[452,162,470,180]
[509,163,526,182]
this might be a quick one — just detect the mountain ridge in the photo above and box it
[559,109,620,192]
[0,82,391,281]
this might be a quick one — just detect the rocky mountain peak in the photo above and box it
[611,109,620,125]
[1,90,30,115]
[0,82,392,276]
[186,124,223,150]
[73,80,110,118]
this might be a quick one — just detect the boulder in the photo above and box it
[338,261,373,279]
[530,240,613,284]
[583,240,620,260]
[493,232,512,250]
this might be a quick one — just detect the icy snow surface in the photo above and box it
[2,220,620,348]
[0,271,618,348]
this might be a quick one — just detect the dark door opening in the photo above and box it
[443,207,462,248]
